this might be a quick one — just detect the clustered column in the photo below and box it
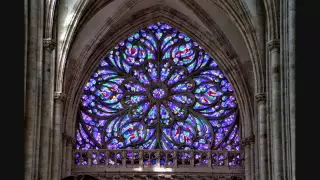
[241,135,254,180]
[256,93,268,180]
[267,39,283,180]
[39,38,56,180]
[288,0,295,179]
[63,134,76,177]
[51,92,66,180]
[25,0,44,179]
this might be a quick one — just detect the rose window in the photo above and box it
[76,22,240,151]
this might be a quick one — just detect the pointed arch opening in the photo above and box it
[74,22,241,168]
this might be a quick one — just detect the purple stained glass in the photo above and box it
[76,22,239,151]
[152,88,165,99]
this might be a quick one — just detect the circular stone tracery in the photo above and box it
[76,22,240,152]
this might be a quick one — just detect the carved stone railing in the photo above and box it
[72,149,244,175]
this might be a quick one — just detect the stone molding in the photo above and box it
[241,135,255,148]
[267,39,280,52]
[62,175,99,180]
[255,93,266,104]
[63,133,76,145]
[69,173,244,180]
[54,92,67,102]
[43,38,56,51]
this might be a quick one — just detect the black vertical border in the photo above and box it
[296,1,320,179]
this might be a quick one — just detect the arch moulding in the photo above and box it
[61,5,254,146]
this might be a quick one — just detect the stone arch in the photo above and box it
[206,0,266,94]
[61,5,254,144]
[56,0,264,95]
[56,0,142,92]
[262,0,280,40]
[44,0,58,38]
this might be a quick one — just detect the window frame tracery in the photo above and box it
[75,22,240,152]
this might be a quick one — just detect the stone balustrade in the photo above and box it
[72,149,244,175]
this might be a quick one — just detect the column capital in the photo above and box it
[62,133,76,145]
[54,92,67,102]
[43,38,56,51]
[255,93,266,104]
[241,134,255,148]
[267,39,280,52]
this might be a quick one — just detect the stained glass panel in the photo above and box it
[76,22,239,151]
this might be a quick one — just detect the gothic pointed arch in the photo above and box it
[63,5,253,141]
[75,22,241,167]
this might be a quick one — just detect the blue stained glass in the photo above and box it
[124,81,146,92]
[124,95,146,106]
[161,36,173,49]
[171,94,194,105]
[146,62,157,82]
[145,105,157,126]
[168,69,186,85]
[133,70,150,85]
[131,102,150,118]
[171,81,194,93]
[163,39,176,51]
[76,22,239,151]
[152,88,165,99]
[160,62,171,81]
[143,39,155,52]
[160,105,172,125]
[155,29,163,40]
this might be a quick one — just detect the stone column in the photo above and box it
[24,0,43,179]
[244,140,251,180]
[241,135,254,180]
[39,38,55,180]
[288,0,295,179]
[25,0,45,179]
[267,39,283,180]
[250,137,256,180]
[254,1,266,178]
[61,134,67,177]
[256,93,268,180]
[51,92,66,180]
[63,134,76,176]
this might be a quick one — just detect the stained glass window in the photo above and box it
[76,22,239,151]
